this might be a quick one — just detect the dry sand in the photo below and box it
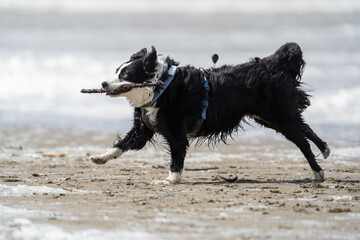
[1,125,359,239]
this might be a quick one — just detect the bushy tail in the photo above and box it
[273,42,305,81]
[265,43,310,112]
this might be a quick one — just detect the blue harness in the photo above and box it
[142,66,209,136]
[149,65,178,107]
[149,66,209,121]
[201,72,210,120]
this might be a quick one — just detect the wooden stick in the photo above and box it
[81,81,164,94]
[80,89,107,94]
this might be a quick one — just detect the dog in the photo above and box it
[89,43,330,184]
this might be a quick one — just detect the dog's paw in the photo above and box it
[313,170,325,181]
[151,171,182,185]
[90,155,109,165]
[151,179,172,185]
[89,148,122,165]
[322,144,331,159]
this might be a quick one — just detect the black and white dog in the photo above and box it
[89,43,330,184]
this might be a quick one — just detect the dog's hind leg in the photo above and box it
[277,123,325,181]
[302,123,330,159]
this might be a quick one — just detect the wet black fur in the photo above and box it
[113,43,328,175]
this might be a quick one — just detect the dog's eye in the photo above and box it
[121,73,128,79]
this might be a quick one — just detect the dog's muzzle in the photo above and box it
[101,81,109,89]
[101,80,134,96]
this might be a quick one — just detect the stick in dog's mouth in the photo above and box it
[105,84,133,96]
[81,81,164,95]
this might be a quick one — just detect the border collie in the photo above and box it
[89,43,330,184]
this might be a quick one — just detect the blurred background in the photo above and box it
[0,0,359,142]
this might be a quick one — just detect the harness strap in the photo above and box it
[149,65,177,107]
[188,70,210,137]
[201,79,209,119]
[142,65,209,137]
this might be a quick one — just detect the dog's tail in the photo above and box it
[266,43,310,112]
[271,42,305,81]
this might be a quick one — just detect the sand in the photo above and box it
[1,125,360,239]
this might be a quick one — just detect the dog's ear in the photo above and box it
[130,48,147,61]
[143,46,157,71]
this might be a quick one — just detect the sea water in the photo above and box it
[0,1,360,239]
[0,0,359,140]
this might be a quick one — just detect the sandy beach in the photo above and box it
[1,125,359,239]
[1,1,360,238]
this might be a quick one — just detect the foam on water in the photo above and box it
[0,53,132,122]
[299,220,337,228]
[332,146,360,159]
[0,204,157,240]
[1,53,358,131]
[1,0,360,14]
[12,224,157,240]
[0,1,359,141]
[332,213,360,221]
[330,195,354,201]
[0,144,107,164]
[306,86,360,125]
[0,184,97,197]
[0,204,51,219]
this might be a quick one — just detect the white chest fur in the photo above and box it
[144,107,159,126]
[122,87,154,107]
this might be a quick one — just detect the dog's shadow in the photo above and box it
[189,178,360,185]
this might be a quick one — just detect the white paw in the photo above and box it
[151,179,172,185]
[322,144,331,159]
[90,154,109,165]
[151,171,181,185]
[90,148,122,165]
[313,170,325,181]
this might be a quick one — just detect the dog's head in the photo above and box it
[102,46,164,107]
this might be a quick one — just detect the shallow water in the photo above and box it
[1,2,360,239]
[1,0,359,144]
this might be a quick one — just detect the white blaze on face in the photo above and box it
[102,60,155,107]
[104,61,133,91]
[116,61,132,76]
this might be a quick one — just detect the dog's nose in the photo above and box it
[101,81,109,89]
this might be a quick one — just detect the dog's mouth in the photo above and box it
[105,81,164,96]
[104,84,133,96]
[81,81,163,96]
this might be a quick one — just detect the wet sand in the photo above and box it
[1,125,359,239]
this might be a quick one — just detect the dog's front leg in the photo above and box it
[151,122,188,185]
[90,108,153,165]
[152,171,183,185]
[90,147,123,165]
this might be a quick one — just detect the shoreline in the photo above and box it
[1,125,360,239]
